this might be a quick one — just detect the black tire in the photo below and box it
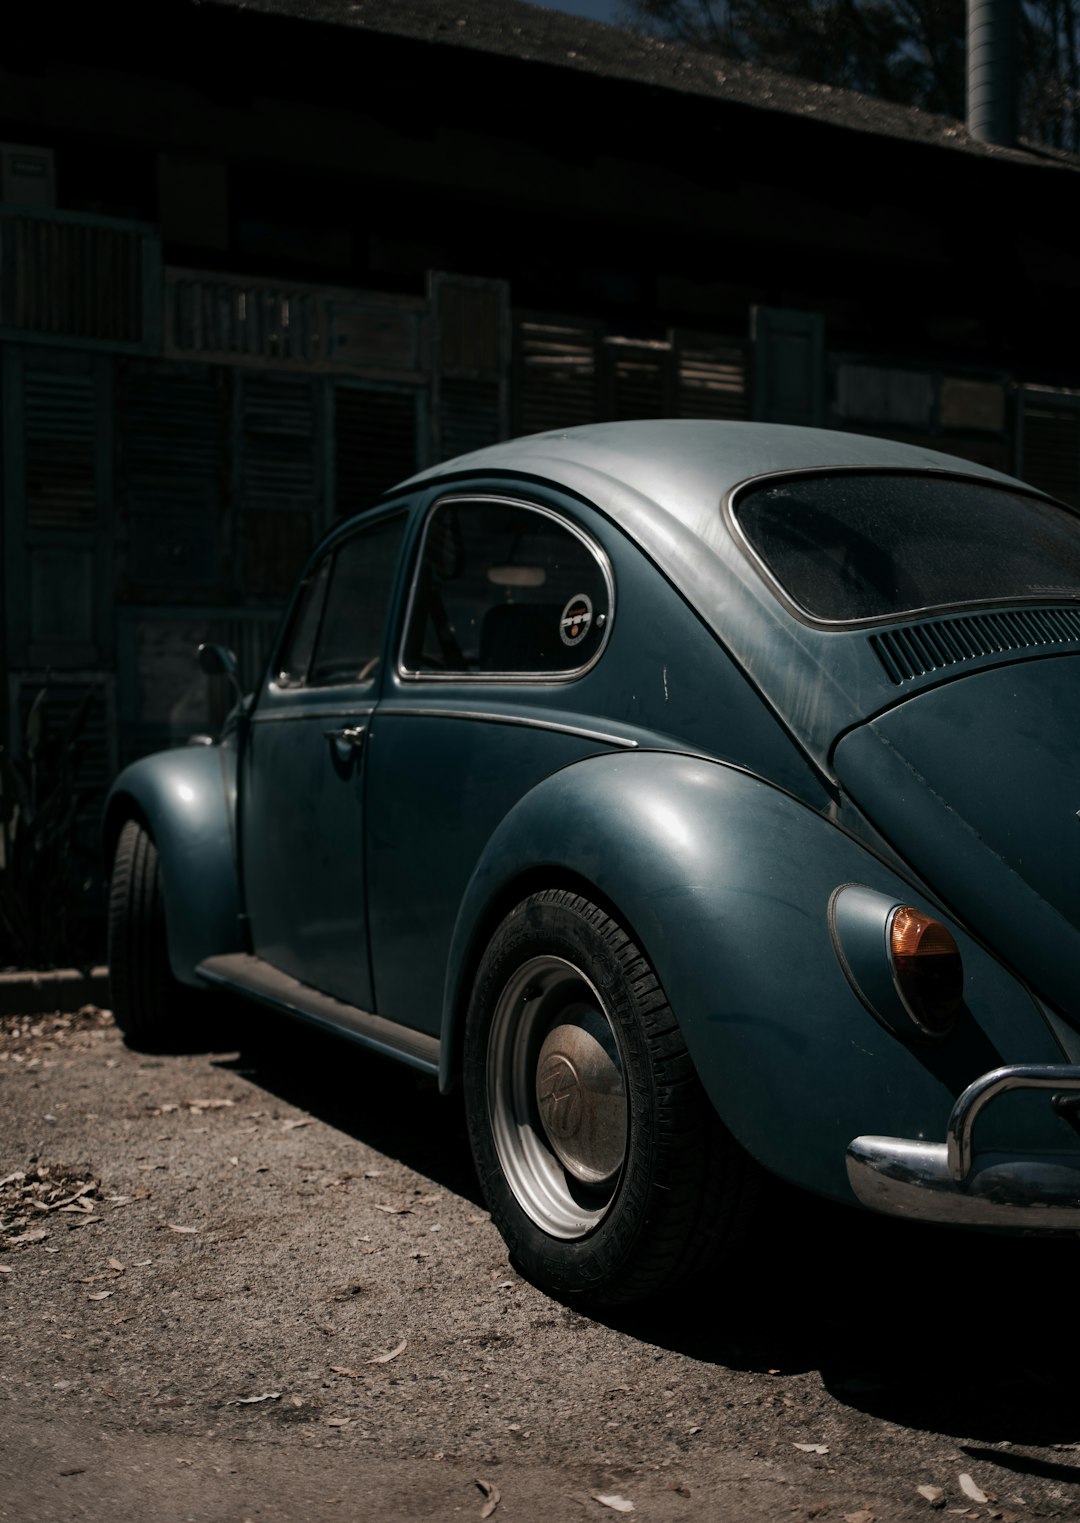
[463,889,761,1306]
[107,819,184,1049]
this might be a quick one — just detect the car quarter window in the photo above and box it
[303,513,407,688]
[401,498,611,677]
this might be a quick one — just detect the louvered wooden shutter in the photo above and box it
[602,339,670,420]
[1019,390,1080,507]
[430,272,509,462]
[238,374,320,599]
[117,361,228,598]
[334,384,420,515]
[3,350,112,669]
[24,367,97,528]
[514,318,600,434]
[673,331,748,420]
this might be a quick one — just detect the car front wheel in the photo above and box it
[107,818,184,1049]
[463,889,761,1306]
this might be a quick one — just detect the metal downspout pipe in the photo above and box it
[967,0,1019,145]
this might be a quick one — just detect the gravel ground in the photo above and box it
[2,1003,1080,1523]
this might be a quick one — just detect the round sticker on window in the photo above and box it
[559,593,594,647]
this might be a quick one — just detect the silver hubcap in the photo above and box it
[487,955,628,1240]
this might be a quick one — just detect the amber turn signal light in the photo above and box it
[889,907,964,1036]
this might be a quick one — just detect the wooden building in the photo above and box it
[2,0,1079,929]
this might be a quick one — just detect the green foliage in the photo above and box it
[0,684,102,971]
[620,0,1080,150]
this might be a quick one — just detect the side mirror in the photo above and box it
[197,642,243,711]
[197,642,238,679]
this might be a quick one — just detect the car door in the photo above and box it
[238,509,407,1011]
[365,491,621,1036]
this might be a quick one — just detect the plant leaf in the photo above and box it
[368,1338,407,1364]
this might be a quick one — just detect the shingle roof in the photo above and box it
[210,0,1078,169]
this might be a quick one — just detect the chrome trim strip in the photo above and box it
[379,706,638,749]
[251,704,377,725]
[846,1062,1080,1229]
[396,493,615,684]
[197,952,439,1075]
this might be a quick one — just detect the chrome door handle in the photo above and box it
[323,725,367,754]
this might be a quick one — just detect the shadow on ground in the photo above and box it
[211,1004,482,1207]
[605,1187,1080,1453]
[196,1006,1080,1456]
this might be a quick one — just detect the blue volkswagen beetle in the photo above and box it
[105,420,1080,1304]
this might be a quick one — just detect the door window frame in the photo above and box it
[396,493,615,684]
[257,505,410,710]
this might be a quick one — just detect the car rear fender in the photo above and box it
[103,747,243,985]
[441,749,1063,1203]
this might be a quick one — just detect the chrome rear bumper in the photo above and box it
[846,1064,1080,1229]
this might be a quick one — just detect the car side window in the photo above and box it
[305,513,407,688]
[401,498,611,678]
[275,555,332,686]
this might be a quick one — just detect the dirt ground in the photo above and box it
[2,1004,1080,1523]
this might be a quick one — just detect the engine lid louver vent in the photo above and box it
[870,606,1080,684]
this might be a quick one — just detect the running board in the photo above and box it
[196,952,440,1076]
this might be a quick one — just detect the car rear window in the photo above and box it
[732,472,1080,623]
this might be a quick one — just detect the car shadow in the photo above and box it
[211,1005,483,1208]
[599,1185,1080,1450]
[211,1009,1080,1453]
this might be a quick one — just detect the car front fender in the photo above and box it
[104,747,243,985]
[441,750,1064,1203]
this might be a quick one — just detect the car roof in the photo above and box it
[400,420,1020,545]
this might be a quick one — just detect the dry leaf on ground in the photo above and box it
[326,1417,350,1427]
[232,1392,281,1405]
[87,1291,113,1301]
[959,1475,989,1504]
[165,1223,198,1234]
[282,1118,312,1130]
[476,1478,501,1518]
[592,1496,634,1514]
[373,1204,412,1216]
[844,1512,875,1523]
[917,1485,946,1507]
[794,1443,830,1455]
[329,1366,363,1378]
[369,1338,407,1364]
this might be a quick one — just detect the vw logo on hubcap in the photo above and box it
[534,1011,627,1184]
[537,1052,583,1139]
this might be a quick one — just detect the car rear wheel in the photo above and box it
[108,819,184,1049]
[463,889,761,1306]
